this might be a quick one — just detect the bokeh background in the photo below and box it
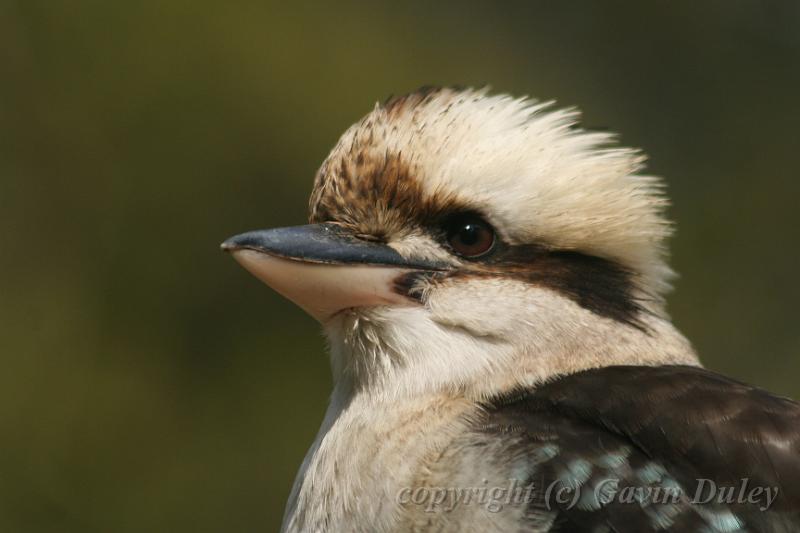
[2,1,799,531]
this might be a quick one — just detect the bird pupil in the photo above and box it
[460,224,479,245]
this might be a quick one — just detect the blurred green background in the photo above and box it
[1,1,799,531]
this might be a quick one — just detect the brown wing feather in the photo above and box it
[480,365,800,531]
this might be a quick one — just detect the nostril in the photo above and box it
[354,232,386,243]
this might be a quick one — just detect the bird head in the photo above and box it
[223,87,696,397]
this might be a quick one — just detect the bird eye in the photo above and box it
[445,215,495,258]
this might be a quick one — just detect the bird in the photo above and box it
[221,87,800,532]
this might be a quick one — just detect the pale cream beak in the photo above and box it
[221,224,446,323]
[228,251,412,322]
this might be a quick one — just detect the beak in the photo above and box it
[221,223,445,322]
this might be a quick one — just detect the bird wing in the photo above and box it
[471,365,800,532]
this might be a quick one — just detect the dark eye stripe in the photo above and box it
[394,238,648,331]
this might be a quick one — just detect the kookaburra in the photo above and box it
[222,87,800,532]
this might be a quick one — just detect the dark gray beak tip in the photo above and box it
[220,237,243,253]
[220,231,266,253]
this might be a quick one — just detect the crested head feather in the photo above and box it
[310,87,674,300]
